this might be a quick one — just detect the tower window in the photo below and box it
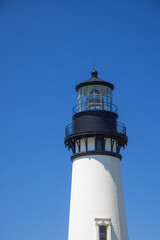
[96,138,103,151]
[95,218,111,240]
[99,225,107,240]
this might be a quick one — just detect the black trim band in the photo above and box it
[71,151,122,161]
[75,80,114,91]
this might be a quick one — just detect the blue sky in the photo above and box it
[0,0,160,239]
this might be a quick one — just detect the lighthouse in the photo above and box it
[64,70,129,240]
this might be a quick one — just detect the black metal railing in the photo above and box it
[65,121,126,137]
[73,102,118,114]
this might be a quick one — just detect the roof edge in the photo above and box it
[75,79,114,91]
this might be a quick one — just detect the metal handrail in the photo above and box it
[65,121,126,137]
[78,94,112,100]
[73,102,118,114]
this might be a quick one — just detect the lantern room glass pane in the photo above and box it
[77,85,112,112]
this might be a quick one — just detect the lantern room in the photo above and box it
[75,70,115,113]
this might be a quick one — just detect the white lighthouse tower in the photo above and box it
[65,70,129,240]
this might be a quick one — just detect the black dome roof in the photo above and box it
[75,70,114,91]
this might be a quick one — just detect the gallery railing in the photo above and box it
[73,102,118,114]
[65,121,126,137]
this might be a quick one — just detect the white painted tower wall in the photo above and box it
[68,139,128,240]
